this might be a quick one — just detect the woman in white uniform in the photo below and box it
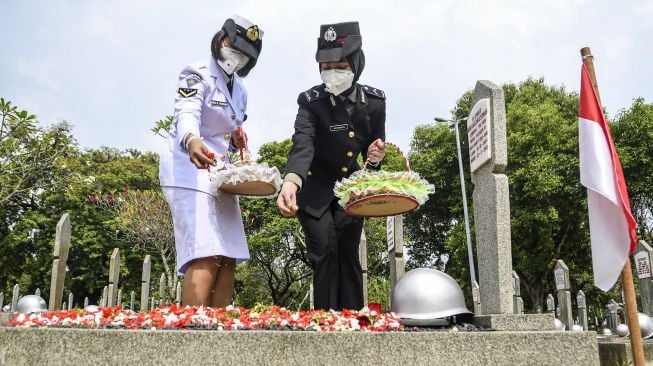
[159,15,263,307]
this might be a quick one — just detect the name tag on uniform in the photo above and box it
[211,94,228,107]
[330,124,348,132]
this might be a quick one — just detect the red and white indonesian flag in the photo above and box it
[579,64,637,291]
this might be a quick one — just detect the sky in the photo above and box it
[1,0,652,157]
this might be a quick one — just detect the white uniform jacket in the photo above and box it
[159,57,247,195]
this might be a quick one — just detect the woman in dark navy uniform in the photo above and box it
[277,21,386,311]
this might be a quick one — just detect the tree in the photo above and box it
[612,97,653,244]
[235,140,312,308]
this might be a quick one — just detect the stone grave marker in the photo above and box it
[61,302,66,310]
[607,299,620,332]
[107,248,120,307]
[577,290,588,331]
[150,297,155,311]
[309,283,314,310]
[83,297,89,308]
[546,294,555,314]
[34,288,41,297]
[635,240,653,316]
[512,271,523,314]
[68,293,73,310]
[11,284,19,312]
[359,230,368,307]
[387,215,405,295]
[0,292,3,311]
[140,255,151,312]
[117,289,123,308]
[175,282,181,306]
[159,273,166,305]
[469,81,512,315]
[554,260,573,330]
[49,214,71,311]
[130,291,135,311]
[472,281,482,314]
[101,286,108,307]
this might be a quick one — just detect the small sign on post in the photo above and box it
[467,98,492,173]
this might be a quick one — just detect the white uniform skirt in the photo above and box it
[162,187,249,275]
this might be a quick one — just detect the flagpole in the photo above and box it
[581,46,645,366]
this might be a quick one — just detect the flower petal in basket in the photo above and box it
[209,161,282,198]
[334,170,434,218]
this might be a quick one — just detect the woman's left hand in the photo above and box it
[367,138,386,163]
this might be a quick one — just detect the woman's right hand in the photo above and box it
[188,138,216,169]
[277,182,299,217]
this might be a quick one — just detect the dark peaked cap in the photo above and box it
[316,22,362,63]
[222,15,263,61]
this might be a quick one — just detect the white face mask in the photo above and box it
[218,46,250,75]
[321,69,354,96]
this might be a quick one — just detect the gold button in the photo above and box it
[224,133,231,140]
[307,171,312,176]
[231,114,236,120]
[346,151,353,157]
[348,131,355,138]
[220,155,226,161]
[341,167,348,173]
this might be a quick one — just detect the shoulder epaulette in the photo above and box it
[361,85,386,100]
[302,85,328,103]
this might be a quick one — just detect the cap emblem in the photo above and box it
[246,25,259,41]
[324,26,337,42]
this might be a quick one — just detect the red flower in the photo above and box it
[368,303,382,315]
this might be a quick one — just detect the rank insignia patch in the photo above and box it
[178,88,198,98]
[186,74,201,87]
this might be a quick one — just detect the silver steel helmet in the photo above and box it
[638,312,653,339]
[554,318,566,331]
[391,268,471,323]
[616,323,630,337]
[571,324,583,331]
[84,305,100,313]
[16,295,47,314]
[601,327,613,336]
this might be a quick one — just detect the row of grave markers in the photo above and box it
[0,214,180,313]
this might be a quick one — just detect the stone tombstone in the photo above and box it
[472,281,482,314]
[107,248,121,307]
[62,302,66,310]
[635,240,653,316]
[117,289,123,308]
[150,297,155,311]
[83,297,89,308]
[175,282,182,307]
[34,288,41,297]
[49,213,71,311]
[68,293,73,310]
[469,81,512,315]
[554,260,573,330]
[512,271,523,314]
[309,283,314,310]
[101,286,108,307]
[130,291,135,312]
[607,299,620,332]
[577,290,588,331]
[11,284,20,312]
[546,294,555,313]
[387,215,405,293]
[159,273,167,304]
[140,255,151,312]
[0,292,4,311]
[359,230,369,307]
